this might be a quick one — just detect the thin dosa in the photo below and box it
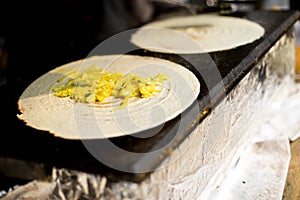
[17,55,200,140]
[130,14,265,54]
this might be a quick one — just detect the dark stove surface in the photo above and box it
[0,10,299,183]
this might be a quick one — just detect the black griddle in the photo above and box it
[0,10,299,183]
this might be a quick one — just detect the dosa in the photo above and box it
[130,14,265,54]
[17,55,200,140]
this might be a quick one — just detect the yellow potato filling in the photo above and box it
[51,65,169,109]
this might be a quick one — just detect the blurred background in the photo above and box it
[0,0,299,89]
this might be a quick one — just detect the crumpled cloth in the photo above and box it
[207,137,291,200]
[0,168,112,200]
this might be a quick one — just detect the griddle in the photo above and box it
[0,10,299,183]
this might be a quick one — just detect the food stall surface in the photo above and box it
[0,6,300,200]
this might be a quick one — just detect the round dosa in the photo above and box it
[17,55,200,140]
[130,14,265,54]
